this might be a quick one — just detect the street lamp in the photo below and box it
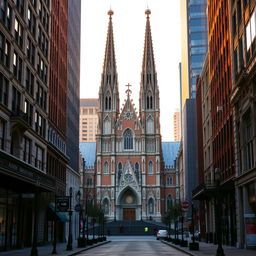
[215,168,225,256]
[66,187,73,251]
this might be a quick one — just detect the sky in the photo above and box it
[80,0,181,141]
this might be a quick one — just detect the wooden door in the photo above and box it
[123,208,135,220]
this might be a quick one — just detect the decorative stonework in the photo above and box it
[123,111,133,120]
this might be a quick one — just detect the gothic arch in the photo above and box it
[146,115,154,134]
[102,197,110,215]
[148,161,153,174]
[123,129,134,150]
[103,116,111,134]
[104,161,109,174]
[105,92,111,111]
[117,186,138,205]
[166,194,173,210]
[146,91,153,109]
[148,197,154,215]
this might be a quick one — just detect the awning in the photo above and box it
[48,203,69,222]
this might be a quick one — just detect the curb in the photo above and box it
[68,241,111,256]
[161,240,197,256]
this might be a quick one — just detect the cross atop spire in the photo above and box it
[125,83,132,97]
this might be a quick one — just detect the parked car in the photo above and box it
[156,230,168,240]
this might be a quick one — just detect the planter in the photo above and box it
[87,239,93,246]
[77,238,87,247]
[174,239,180,245]
[189,242,199,251]
[180,240,188,247]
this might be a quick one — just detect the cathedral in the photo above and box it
[80,9,180,221]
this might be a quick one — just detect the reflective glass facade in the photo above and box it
[181,0,208,102]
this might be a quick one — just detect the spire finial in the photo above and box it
[145,5,151,17]
[108,7,114,16]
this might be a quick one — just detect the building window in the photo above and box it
[36,82,47,110]
[35,144,44,170]
[103,198,109,215]
[105,94,111,110]
[148,198,154,214]
[0,0,12,29]
[35,111,46,137]
[134,162,139,180]
[24,99,33,125]
[27,37,35,65]
[118,162,122,180]
[14,17,23,47]
[246,9,256,52]
[0,32,10,68]
[146,116,154,134]
[37,54,47,83]
[23,136,32,164]
[28,7,36,36]
[104,117,111,134]
[12,86,21,113]
[167,176,173,186]
[86,177,93,186]
[146,92,153,109]
[26,67,34,96]
[244,112,254,170]
[167,195,173,210]
[104,161,109,174]
[123,129,133,150]
[13,52,22,82]
[0,118,6,150]
[0,72,9,106]
[148,161,153,174]
[14,0,24,17]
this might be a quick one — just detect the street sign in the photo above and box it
[182,201,189,209]
[56,196,70,212]
[75,204,82,212]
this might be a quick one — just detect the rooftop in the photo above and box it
[79,141,180,168]
[80,98,99,108]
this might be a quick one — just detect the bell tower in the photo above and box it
[139,9,162,219]
[96,10,120,219]
[98,9,120,137]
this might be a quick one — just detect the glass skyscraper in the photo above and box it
[180,0,208,106]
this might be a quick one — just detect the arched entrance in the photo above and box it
[117,187,139,220]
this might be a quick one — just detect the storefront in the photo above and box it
[0,151,55,251]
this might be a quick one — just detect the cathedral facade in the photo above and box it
[80,10,180,221]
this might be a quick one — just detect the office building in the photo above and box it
[173,110,181,141]
[180,0,208,107]
[229,0,256,249]
[0,0,54,251]
[80,98,99,142]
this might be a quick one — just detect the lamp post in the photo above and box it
[76,190,82,238]
[66,187,73,251]
[215,168,225,256]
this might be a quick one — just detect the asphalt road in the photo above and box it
[77,236,188,256]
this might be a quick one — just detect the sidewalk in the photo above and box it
[162,240,256,256]
[0,240,110,256]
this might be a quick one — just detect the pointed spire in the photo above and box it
[102,9,117,82]
[142,8,156,77]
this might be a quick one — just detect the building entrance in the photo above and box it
[123,208,135,220]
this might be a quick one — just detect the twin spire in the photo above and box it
[101,8,157,91]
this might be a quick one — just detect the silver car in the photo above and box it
[156,230,168,240]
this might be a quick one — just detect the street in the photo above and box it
[77,236,187,256]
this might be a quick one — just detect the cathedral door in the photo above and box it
[123,208,135,220]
